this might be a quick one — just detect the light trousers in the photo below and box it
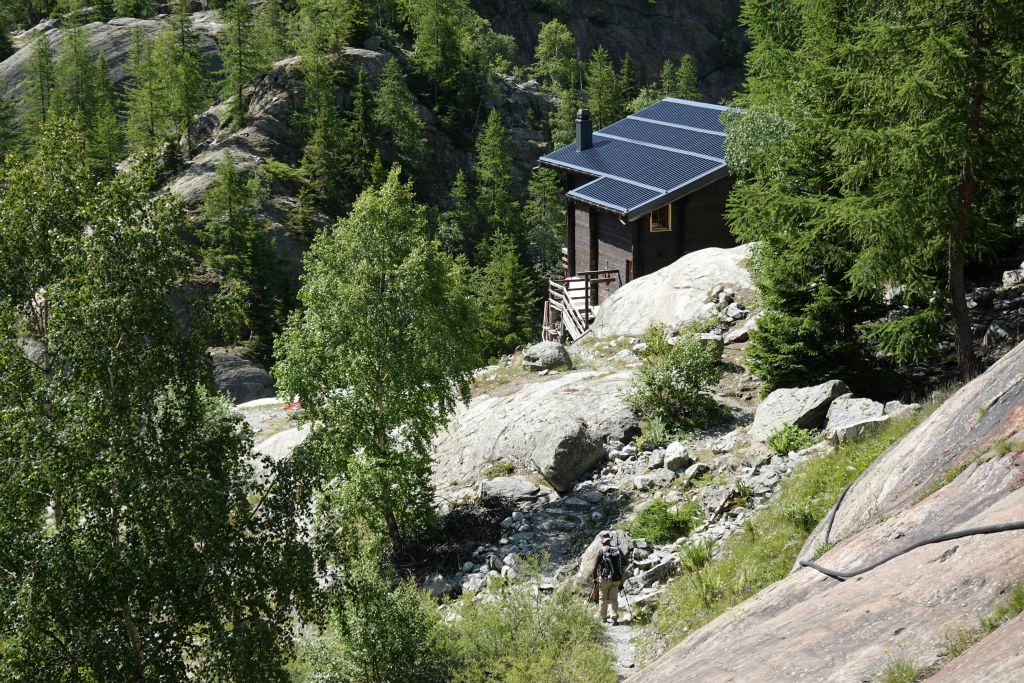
[598,579,620,621]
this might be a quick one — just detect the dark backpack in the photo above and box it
[599,546,625,581]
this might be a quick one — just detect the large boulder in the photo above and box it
[589,245,754,338]
[629,341,1024,683]
[210,348,275,404]
[433,371,637,493]
[521,341,572,371]
[822,395,888,444]
[748,379,849,442]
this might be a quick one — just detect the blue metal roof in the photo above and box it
[539,98,730,221]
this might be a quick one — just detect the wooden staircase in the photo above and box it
[542,269,622,342]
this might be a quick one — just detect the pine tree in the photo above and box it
[477,231,536,359]
[255,0,288,64]
[669,54,699,99]
[373,57,426,179]
[0,8,14,60]
[124,27,175,151]
[473,109,521,246]
[168,0,211,156]
[585,46,623,128]
[436,169,476,256]
[339,66,376,190]
[0,83,15,161]
[525,167,565,278]
[199,153,284,360]
[23,36,56,140]
[112,0,154,18]
[218,0,268,127]
[618,53,638,105]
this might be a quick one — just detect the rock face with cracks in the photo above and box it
[433,371,637,494]
[630,340,1024,683]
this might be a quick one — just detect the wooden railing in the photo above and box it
[542,269,623,342]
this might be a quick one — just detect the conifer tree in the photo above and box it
[23,36,56,140]
[618,53,638,106]
[473,109,521,246]
[0,9,14,60]
[437,169,476,256]
[124,27,175,151]
[663,54,699,100]
[477,231,536,359]
[219,0,268,127]
[112,0,154,18]
[373,57,427,179]
[256,0,288,64]
[0,83,15,161]
[199,153,284,360]
[585,46,624,128]
[167,0,211,156]
[525,167,565,278]
[339,66,376,190]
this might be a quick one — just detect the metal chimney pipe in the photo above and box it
[576,108,593,152]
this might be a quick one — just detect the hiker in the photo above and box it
[592,530,626,624]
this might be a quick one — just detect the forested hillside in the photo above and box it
[1,0,1023,682]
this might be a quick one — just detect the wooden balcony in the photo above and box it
[542,269,622,342]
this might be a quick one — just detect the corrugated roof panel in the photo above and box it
[598,118,726,160]
[544,137,723,192]
[633,100,727,133]
[569,177,661,214]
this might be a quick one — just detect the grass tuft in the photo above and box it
[622,498,703,544]
[879,658,925,683]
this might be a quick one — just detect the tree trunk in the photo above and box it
[951,3,985,383]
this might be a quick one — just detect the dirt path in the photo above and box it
[605,615,638,680]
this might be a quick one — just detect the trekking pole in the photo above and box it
[620,587,634,622]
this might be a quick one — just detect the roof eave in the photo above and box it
[625,166,730,222]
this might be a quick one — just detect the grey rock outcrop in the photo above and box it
[590,245,755,338]
[748,379,849,442]
[521,341,572,372]
[479,476,545,504]
[209,348,275,404]
[631,340,1024,683]
[433,371,637,494]
[1,15,221,111]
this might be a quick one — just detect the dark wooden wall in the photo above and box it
[682,176,736,252]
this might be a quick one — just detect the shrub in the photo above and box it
[634,415,670,449]
[627,323,724,432]
[443,580,616,683]
[622,498,703,544]
[765,423,818,455]
[680,538,716,572]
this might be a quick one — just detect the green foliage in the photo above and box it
[301,541,451,683]
[0,10,13,60]
[167,0,212,156]
[680,537,716,572]
[627,323,724,431]
[981,580,1024,631]
[113,0,153,17]
[623,498,704,544]
[256,0,289,64]
[476,232,537,359]
[646,406,935,656]
[23,36,56,141]
[765,423,818,455]
[124,27,176,151]
[373,57,427,180]
[0,82,17,161]
[437,170,476,255]
[532,19,577,91]
[274,169,481,551]
[633,415,670,450]
[879,658,925,683]
[524,166,565,278]
[219,0,269,127]
[474,109,523,243]
[728,0,1024,384]
[484,460,516,478]
[198,152,285,360]
[585,46,624,129]
[0,121,312,681]
[660,55,698,100]
[443,582,617,683]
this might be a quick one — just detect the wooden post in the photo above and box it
[565,198,576,277]
[633,219,644,278]
[589,209,599,306]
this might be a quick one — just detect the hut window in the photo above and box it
[649,205,672,233]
